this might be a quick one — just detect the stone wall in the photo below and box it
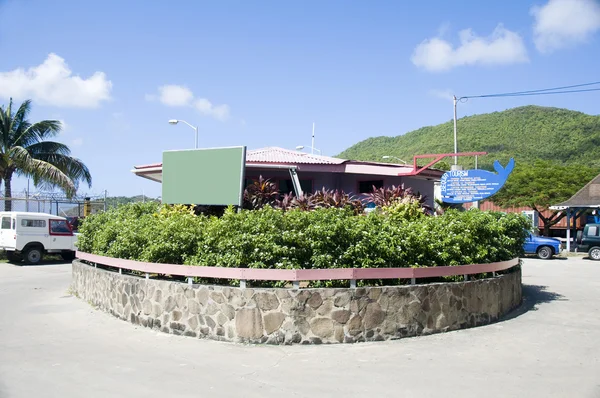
[71,260,521,344]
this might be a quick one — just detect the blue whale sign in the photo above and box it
[441,158,515,204]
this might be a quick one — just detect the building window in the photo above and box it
[278,179,312,195]
[358,180,384,194]
[21,219,46,228]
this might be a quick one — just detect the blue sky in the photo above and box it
[1,0,599,198]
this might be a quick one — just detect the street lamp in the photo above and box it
[168,119,198,149]
[382,155,407,164]
[296,145,322,155]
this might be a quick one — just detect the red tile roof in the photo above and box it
[247,147,346,165]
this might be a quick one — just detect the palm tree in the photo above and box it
[0,98,92,210]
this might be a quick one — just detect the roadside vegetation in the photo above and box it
[76,181,529,286]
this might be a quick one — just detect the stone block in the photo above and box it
[334,325,344,343]
[188,315,199,331]
[164,296,177,312]
[294,318,310,335]
[217,313,228,326]
[154,289,162,303]
[347,315,362,336]
[206,316,216,329]
[175,294,186,310]
[331,309,351,324]
[152,303,163,318]
[210,291,225,304]
[188,300,201,315]
[142,300,152,315]
[310,318,334,338]
[264,312,286,335]
[185,288,195,299]
[368,288,382,301]
[307,293,323,309]
[220,304,235,320]
[316,300,333,316]
[334,291,351,308]
[235,308,264,339]
[196,289,209,306]
[254,292,280,311]
[172,310,182,322]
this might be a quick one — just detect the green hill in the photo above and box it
[337,106,600,170]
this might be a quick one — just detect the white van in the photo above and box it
[0,212,78,264]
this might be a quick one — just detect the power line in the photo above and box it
[460,81,600,100]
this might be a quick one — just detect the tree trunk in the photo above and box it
[534,207,566,236]
[4,171,12,212]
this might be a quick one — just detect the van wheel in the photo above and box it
[589,247,600,261]
[24,246,43,265]
[537,246,553,260]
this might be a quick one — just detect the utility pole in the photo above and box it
[453,95,458,166]
[104,190,107,212]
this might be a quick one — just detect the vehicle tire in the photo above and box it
[24,246,43,265]
[61,251,76,262]
[589,247,600,261]
[537,246,553,260]
[5,251,22,263]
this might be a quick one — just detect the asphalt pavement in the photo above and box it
[0,257,599,398]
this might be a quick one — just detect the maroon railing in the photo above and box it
[77,251,519,288]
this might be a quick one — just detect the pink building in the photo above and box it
[132,147,443,207]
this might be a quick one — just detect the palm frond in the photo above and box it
[13,120,61,148]
[32,152,92,187]
[8,146,76,196]
[26,141,71,156]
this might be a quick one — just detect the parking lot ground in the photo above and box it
[1,257,599,398]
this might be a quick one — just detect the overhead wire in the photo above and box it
[459,81,600,100]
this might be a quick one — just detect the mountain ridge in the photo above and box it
[337,105,600,170]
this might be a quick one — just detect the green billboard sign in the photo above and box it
[162,146,246,206]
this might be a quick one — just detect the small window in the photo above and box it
[50,219,71,234]
[21,219,46,228]
[12,219,15,230]
[1,217,10,230]
[589,226,599,236]
[278,179,313,195]
[358,180,384,194]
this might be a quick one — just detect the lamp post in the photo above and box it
[168,119,198,149]
[382,155,407,164]
[295,145,322,155]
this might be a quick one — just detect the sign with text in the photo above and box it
[441,158,515,204]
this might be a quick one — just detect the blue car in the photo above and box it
[523,232,562,259]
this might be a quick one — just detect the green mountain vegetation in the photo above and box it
[105,195,158,208]
[337,106,600,170]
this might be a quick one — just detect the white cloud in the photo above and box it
[411,24,529,72]
[158,85,194,106]
[0,53,112,108]
[146,84,230,121]
[531,0,600,53]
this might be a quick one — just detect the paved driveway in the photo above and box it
[0,257,599,398]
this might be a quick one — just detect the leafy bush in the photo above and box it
[78,202,529,287]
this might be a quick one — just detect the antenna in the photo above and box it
[311,122,315,155]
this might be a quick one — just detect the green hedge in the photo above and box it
[77,203,528,277]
